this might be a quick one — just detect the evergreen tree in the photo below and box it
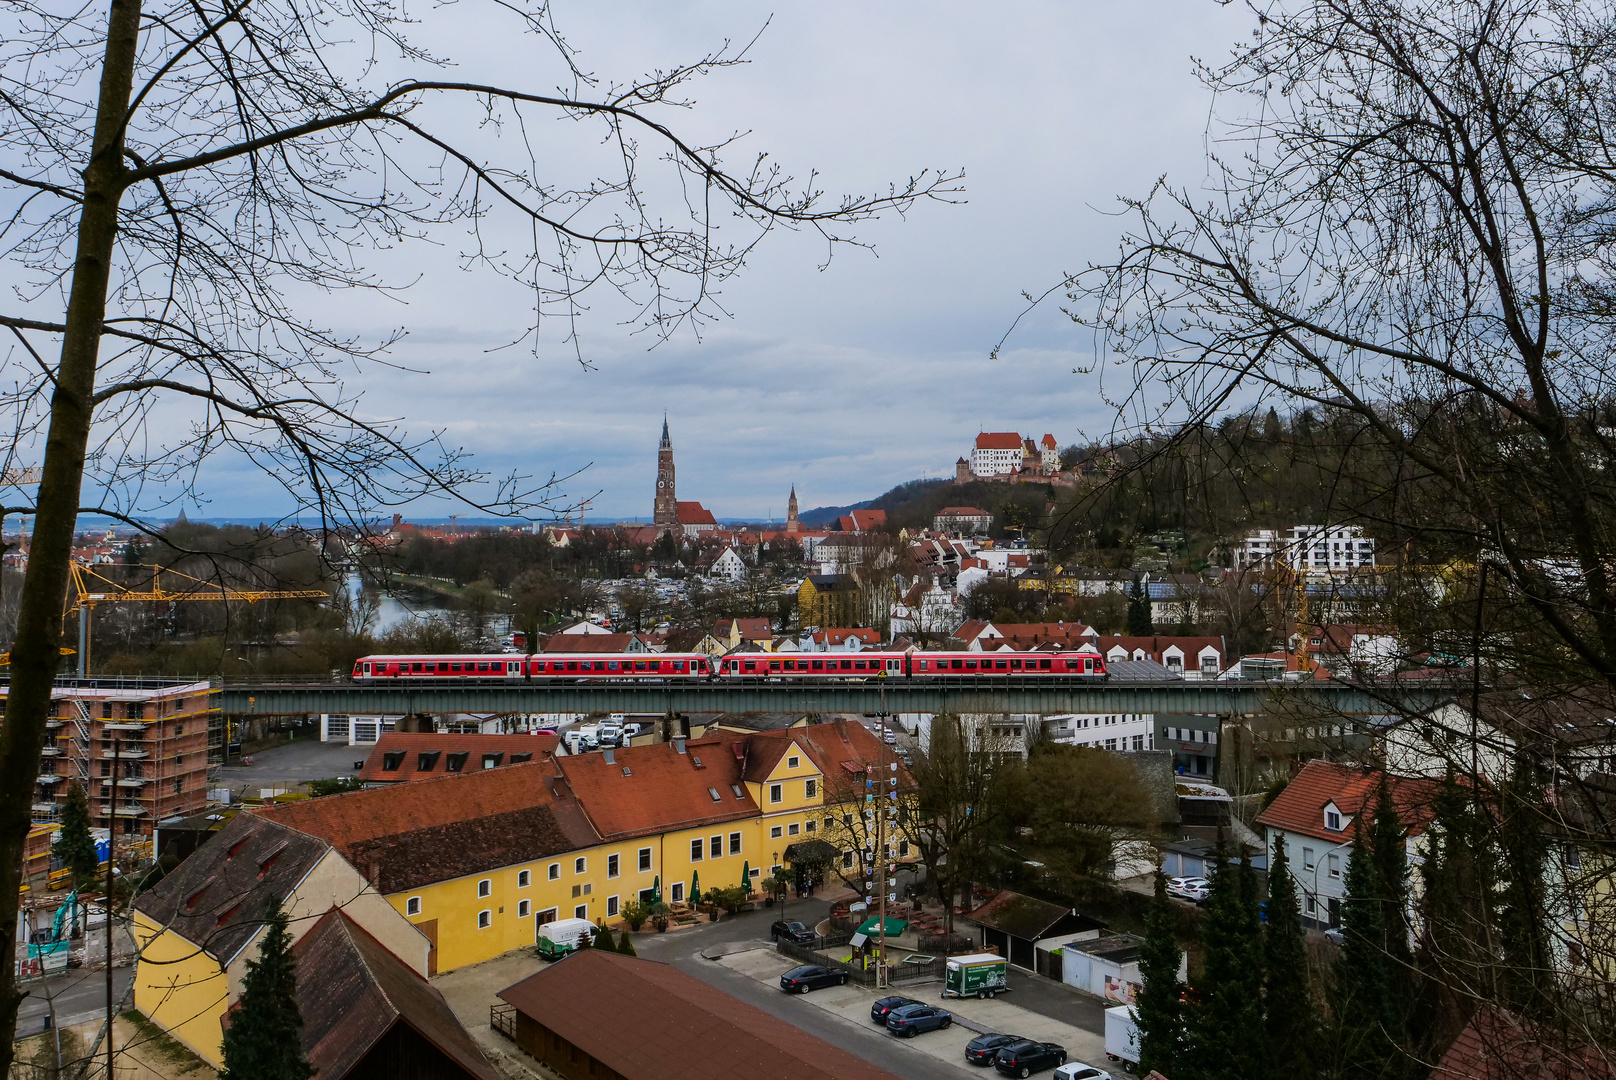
[1497,754,1553,1020]
[1190,846,1264,1080]
[1263,841,1315,1080]
[220,900,314,1080]
[1127,576,1154,635]
[52,782,99,888]
[617,931,637,957]
[595,926,617,953]
[1136,872,1186,1078]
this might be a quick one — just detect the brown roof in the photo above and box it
[964,889,1084,941]
[357,732,559,783]
[1255,760,1445,844]
[1100,635,1224,659]
[937,506,990,517]
[498,950,905,1080]
[541,633,641,653]
[975,431,1024,450]
[1433,1007,1610,1080]
[133,813,329,963]
[555,738,758,841]
[343,804,591,894]
[983,622,1098,649]
[295,909,498,1080]
[676,501,717,526]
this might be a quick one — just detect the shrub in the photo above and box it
[620,901,648,932]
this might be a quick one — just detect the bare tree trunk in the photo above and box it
[0,1,139,1066]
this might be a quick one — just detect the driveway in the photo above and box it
[215,738,368,798]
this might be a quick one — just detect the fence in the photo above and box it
[490,1002,516,1040]
[775,935,944,987]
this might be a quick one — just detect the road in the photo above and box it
[15,964,133,1034]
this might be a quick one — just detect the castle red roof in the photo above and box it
[975,432,1024,450]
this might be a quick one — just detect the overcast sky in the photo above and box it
[169,1,1261,523]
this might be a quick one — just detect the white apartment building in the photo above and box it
[1046,712,1155,753]
[1234,525,1376,573]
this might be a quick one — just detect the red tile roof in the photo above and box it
[498,950,905,1080]
[938,506,990,517]
[357,732,559,783]
[975,431,1024,450]
[554,738,758,841]
[1255,760,1445,843]
[540,633,641,653]
[676,501,717,526]
[1100,635,1225,661]
[1433,1007,1610,1080]
[746,720,902,796]
[1041,434,1058,449]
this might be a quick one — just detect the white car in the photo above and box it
[1166,876,1211,902]
[1054,1063,1113,1080]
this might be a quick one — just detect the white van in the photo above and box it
[537,917,596,960]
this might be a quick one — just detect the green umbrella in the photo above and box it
[652,874,661,904]
[691,869,701,904]
[741,861,751,894]
[856,916,908,937]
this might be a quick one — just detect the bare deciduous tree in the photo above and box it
[0,0,958,1059]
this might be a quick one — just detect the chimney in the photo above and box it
[603,747,615,765]
[673,736,686,755]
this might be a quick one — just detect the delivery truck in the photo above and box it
[943,953,1009,999]
[1104,1005,1141,1073]
[537,917,596,960]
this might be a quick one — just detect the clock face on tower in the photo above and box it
[658,480,664,488]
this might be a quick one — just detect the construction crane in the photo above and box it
[61,562,329,676]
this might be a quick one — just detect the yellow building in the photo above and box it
[247,721,905,976]
[130,814,428,1068]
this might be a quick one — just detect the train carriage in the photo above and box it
[352,652,714,680]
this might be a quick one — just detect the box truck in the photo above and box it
[1104,1005,1140,1073]
[943,953,1009,999]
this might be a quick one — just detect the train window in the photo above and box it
[635,661,647,671]
[412,662,422,672]
[917,660,929,670]
[477,662,487,672]
[854,660,866,670]
[509,662,519,673]
[1011,658,1023,670]
[729,662,739,671]
[609,661,619,671]
[783,660,796,670]
[744,661,756,672]
[363,663,371,674]
[450,663,461,672]
[563,662,575,671]
[840,660,852,670]
[1040,659,1052,670]
[951,659,963,670]
[812,660,824,671]
[966,660,978,670]
[998,659,1009,669]
[769,661,781,671]
[674,661,685,671]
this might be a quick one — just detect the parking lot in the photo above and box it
[718,946,1109,1076]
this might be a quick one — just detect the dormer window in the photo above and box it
[381,751,405,772]
[1325,809,1342,831]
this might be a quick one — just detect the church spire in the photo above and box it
[660,413,671,450]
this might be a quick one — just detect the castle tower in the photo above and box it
[955,456,971,484]
[653,415,678,532]
[786,485,800,533]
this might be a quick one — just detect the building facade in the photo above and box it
[971,432,1027,477]
[653,416,677,533]
[1235,525,1377,573]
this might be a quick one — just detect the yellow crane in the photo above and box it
[57,562,328,676]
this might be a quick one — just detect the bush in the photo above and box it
[596,926,617,952]
[307,777,363,797]
[620,901,648,932]
[618,932,638,956]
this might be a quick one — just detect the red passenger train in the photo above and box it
[351,649,1107,681]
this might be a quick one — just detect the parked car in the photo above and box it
[779,965,847,993]
[871,995,921,1024]
[1166,876,1211,902]
[770,920,817,945]
[1053,1063,1113,1080]
[1323,927,1346,946]
[994,1040,1068,1078]
[886,1004,954,1037]
[966,1033,1024,1066]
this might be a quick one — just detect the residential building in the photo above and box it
[1100,635,1226,679]
[248,720,904,976]
[971,432,1027,477]
[833,508,888,533]
[933,506,992,534]
[1045,659,1182,753]
[1156,713,1221,777]
[802,628,881,652]
[1234,524,1377,573]
[132,813,431,1068]
[662,627,729,659]
[708,545,747,582]
[889,579,958,640]
[14,680,218,835]
[953,620,1099,651]
[713,617,775,650]
[1290,623,1399,676]
[357,732,561,785]
[541,633,648,654]
[495,949,907,1080]
[1254,760,1443,928]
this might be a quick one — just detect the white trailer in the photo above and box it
[1104,1005,1140,1073]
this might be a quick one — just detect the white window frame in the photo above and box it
[804,779,817,799]
[607,895,620,917]
[770,825,783,839]
[769,783,783,804]
[406,896,421,916]
[729,832,742,855]
[639,847,652,872]
[608,853,620,878]
[787,755,800,769]
[549,862,560,880]
[518,899,531,918]
[690,838,704,862]
[478,910,491,929]
[517,869,530,888]
[477,878,491,898]
[574,904,587,920]
[574,856,587,874]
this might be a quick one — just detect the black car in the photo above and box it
[994,1040,1067,1078]
[779,965,847,993]
[966,1034,1023,1066]
[770,920,817,945]
[886,1004,953,1037]
[871,995,921,1024]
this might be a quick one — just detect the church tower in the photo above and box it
[786,485,800,533]
[653,415,678,532]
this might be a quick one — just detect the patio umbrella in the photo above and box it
[651,874,661,904]
[856,916,908,937]
[691,870,701,904]
[740,861,751,894]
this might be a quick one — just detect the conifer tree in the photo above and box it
[1136,872,1185,1078]
[617,931,637,957]
[1497,754,1553,1021]
[220,900,313,1080]
[1127,577,1154,636]
[595,926,617,953]
[1263,841,1315,1080]
[1190,846,1264,1080]
[51,783,99,889]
